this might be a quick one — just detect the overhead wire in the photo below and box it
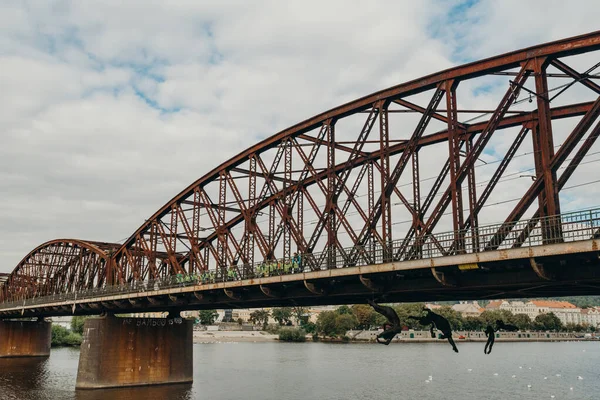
[147,64,600,246]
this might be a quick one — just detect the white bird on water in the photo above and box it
[555,374,561,377]
[519,366,523,369]
[551,395,555,399]
[570,387,574,391]
[544,376,548,380]
[428,375,433,381]
[578,376,584,380]
[493,373,499,376]
[527,384,532,389]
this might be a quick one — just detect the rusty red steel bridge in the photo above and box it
[3,31,600,318]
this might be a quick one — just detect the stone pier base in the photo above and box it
[0,319,52,358]
[76,315,193,390]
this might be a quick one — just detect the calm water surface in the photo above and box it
[0,341,598,400]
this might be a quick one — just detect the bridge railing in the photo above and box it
[2,207,600,309]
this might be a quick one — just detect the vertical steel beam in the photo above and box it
[412,151,422,258]
[191,188,201,273]
[297,189,304,250]
[327,123,337,268]
[247,156,257,268]
[531,57,562,243]
[367,161,375,257]
[169,204,178,272]
[268,201,275,259]
[203,247,209,270]
[149,222,157,282]
[445,79,465,253]
[217,173,227,268]
[465,137,478,251]
[378,101,392,261]
[283,142,292,262]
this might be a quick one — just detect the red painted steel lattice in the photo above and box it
[2,31,600,302]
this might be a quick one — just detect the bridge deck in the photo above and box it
[2,239,599,318]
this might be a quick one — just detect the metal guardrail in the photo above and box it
[2,207,600,310]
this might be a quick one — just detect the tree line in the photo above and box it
[51,316,87,347]
[195,304,597,339]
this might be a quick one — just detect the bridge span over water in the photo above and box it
[1,210,600,319]
[1,31,600,389]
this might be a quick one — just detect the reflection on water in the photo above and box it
[0,357,50,399]
[74,383,193,400]
[0,342,598,400]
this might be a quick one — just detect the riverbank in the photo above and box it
[193,329,599,344]
[346,329,599,343]
[193,330,279,343]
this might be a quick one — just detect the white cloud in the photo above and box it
[1,0,599,272]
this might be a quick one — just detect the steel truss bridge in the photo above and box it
[2,31,600,318]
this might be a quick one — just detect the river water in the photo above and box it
[0,341,598,400]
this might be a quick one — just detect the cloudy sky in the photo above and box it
[1,0,599,273]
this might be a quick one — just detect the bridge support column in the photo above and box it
[0,319,51,358]
[75,314,193,390]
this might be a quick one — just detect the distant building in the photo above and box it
[451,301,484,317]
[51,316,72,330]
[485,299,582,326]
[530,300,580,325]
[580,307,600,327]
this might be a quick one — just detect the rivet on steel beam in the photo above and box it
[431,267,457,287]
[224,289,242,301]
[304,280,326,295]
[529,258,554,281]
[359,275,382,292]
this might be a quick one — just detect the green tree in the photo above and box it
[70,316,91,335]
[511,313,532,330]
[302,321,317,334]
[249,309,271,329]
[51,325,82,347]
[462,316,484,331]
[63,332,83,346]
[336,313,358,333]
[351,304,378,329]
[479,310,514,326]
[534,312,563,331]
[565,323,586,332]
[336,305,352,315]
[316,310,358,338]
[292,307,310,326]
[278,327,307,342]
[272,307,293,325]
[316,311,338,337]
[198,310,219,325]
[52,325,69,346]
[392,303,427,329]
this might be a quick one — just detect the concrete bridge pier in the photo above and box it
[0,318,52,358]
[75,313,193,390]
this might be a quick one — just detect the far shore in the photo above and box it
[193,330,279,343]
[193,329,599,344]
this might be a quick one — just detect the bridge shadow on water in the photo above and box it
[74,383,193,400]
[0,355,192,400]
[0,357,51,399]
